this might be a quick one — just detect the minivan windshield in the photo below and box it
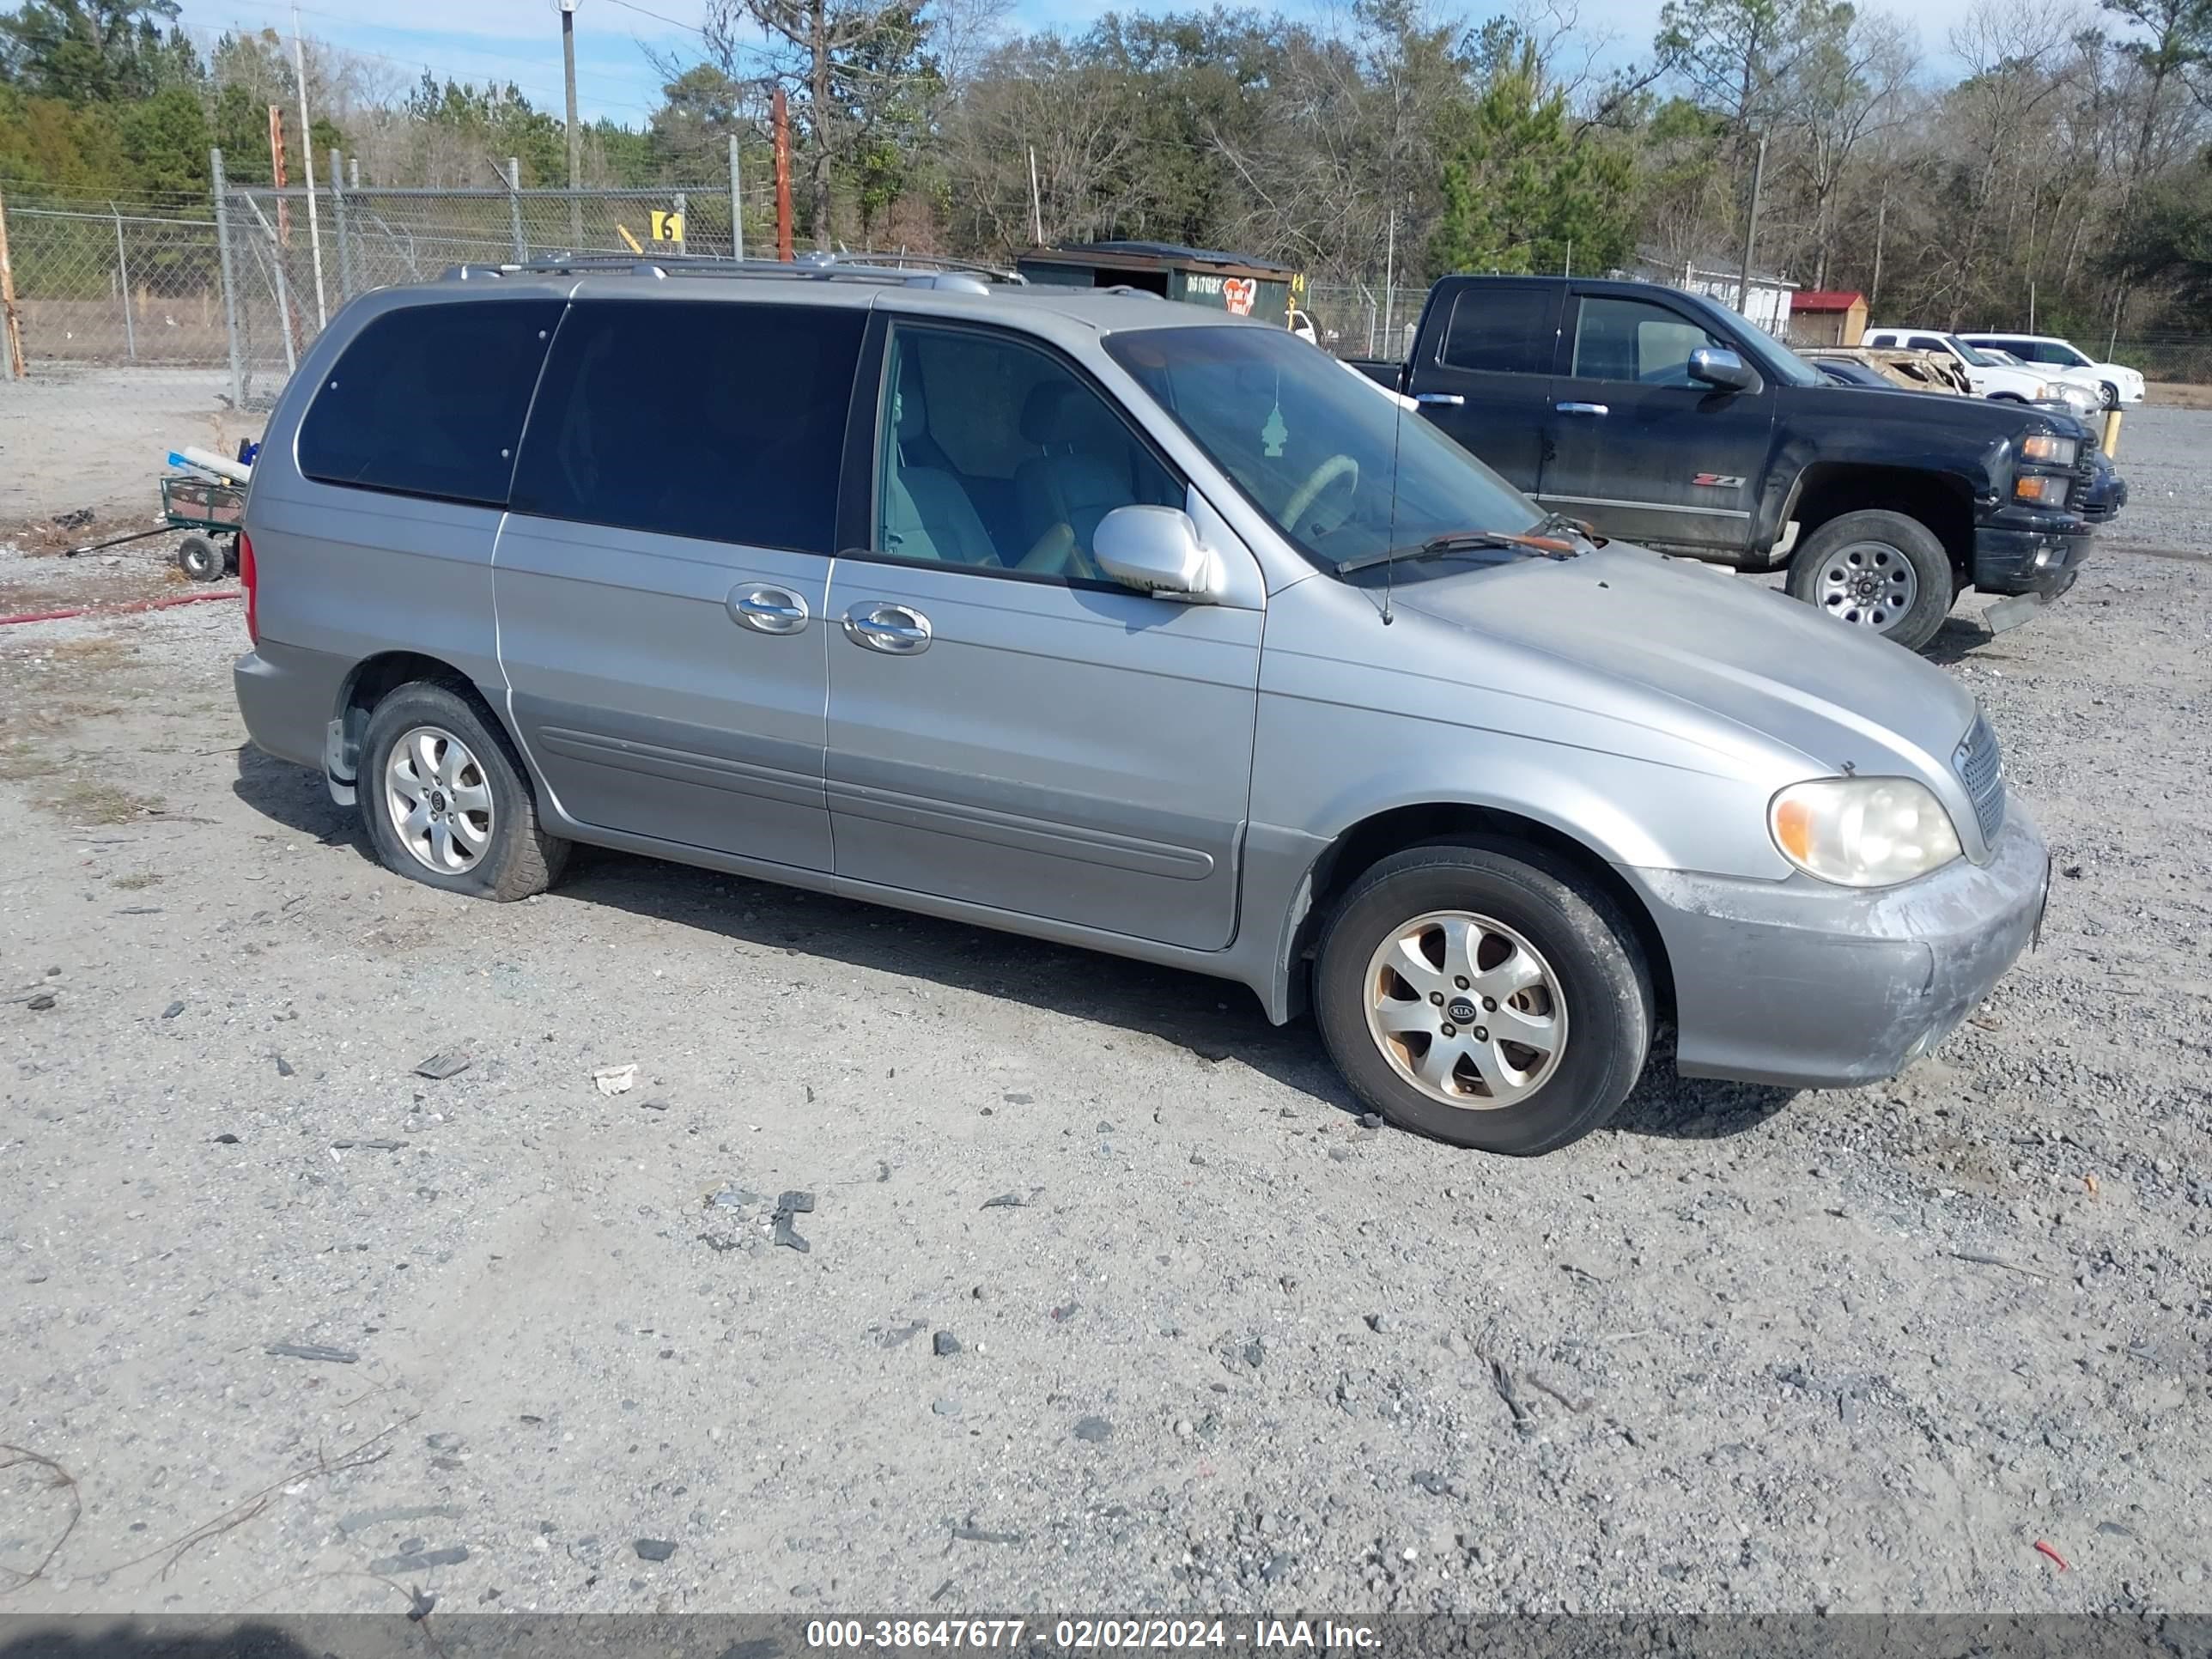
[1104,325,1540,573]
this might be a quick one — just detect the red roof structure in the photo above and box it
[1793,291,1865,312]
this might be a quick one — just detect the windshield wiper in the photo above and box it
[1333,518,1588,577]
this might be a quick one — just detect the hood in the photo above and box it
[1389,542,1979,786]
[1786,377,2061,442]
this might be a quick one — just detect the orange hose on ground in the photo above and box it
[0,589,240,628]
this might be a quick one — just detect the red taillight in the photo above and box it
[238,532,258,644]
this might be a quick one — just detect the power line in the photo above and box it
[600,0,709,37]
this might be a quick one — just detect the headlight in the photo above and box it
[1770,777,1963,887]
[2021,433,2078,465]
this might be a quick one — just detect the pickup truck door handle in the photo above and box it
[1555,401,1610,416]
[727,586,809,634]
[1413,392,1466,405]
[842,601,933,654]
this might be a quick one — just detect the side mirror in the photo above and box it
[1093,505,1224,602]
[1689,346,1761,393]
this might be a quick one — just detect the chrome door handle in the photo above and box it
[842,602,933,654]
[1413,392,1466,405]
[1555,401,1610,416]
[729,586,809,634]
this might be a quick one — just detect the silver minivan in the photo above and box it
[232,257,2051,1155]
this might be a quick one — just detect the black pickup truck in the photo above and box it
[1358,275,2106,651]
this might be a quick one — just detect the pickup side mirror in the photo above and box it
[1093,505,1224,603]
[1689,346,1762,393]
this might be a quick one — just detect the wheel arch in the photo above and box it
[331,651,516,789]
[1276,800,1674,1026]
[1789,464,1977,574]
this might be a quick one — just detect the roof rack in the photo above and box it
[442,250,1025,287]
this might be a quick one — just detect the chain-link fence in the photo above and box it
[1302,282,1431,361]
[0,149,757,402]
[11,169,2212,395]
[220,172,744,404]
[2,204,231,372]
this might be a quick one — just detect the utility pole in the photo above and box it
[560,0,581,252]
[1870,192,1887,313]
[1027,148,1043,246]
[1735,130,1769,324]
[292,5,326,330]
[772,88,794,262]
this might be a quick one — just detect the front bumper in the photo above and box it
[1631,804,2050,1090]
[1971,512,2094,597]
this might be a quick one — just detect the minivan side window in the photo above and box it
[1438,288,1557,374]
[510,300,864,554]
[872,324,1181,583]
[297,300,563,506]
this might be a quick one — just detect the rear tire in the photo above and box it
[1313,842,1653,1156]
[359,682,568,902]
[1786,509,1954,653]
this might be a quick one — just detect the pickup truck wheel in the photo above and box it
[359,683,569,902]
[1314,842,1653,1156]
[1786,510,1954,652]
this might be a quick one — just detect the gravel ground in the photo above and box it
[0,392,2207,1619]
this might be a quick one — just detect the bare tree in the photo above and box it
[703,0,942,247]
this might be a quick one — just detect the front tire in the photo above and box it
[1786,509,1955,652]
[359,682,568,902]
[1314,842,1653,1156]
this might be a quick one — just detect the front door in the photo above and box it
[495,296,866,871]
[823,319,1261,951]
[1407,282,1563,492]
[1538,289,1775,552]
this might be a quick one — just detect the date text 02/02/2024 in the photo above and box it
[803,1621,1382,1650]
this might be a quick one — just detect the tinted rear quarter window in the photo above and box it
[1438,288,1557,374]
[298,300,563,505]
[511,300,864,553]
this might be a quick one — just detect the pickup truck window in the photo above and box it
[1570,297,1715,386]
[1439,289,1556,374]
[1106,325,1540,572]
[1908,334,1952,356]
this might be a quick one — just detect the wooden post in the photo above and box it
[0,191,26,379]
[772,88,794,262]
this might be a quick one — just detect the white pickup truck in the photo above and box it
[1863,328,2056,403]
[1958,332,2146,408]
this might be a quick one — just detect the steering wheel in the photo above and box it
[1281,453,1359,538]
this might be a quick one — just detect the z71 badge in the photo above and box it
[1690,472,1746,489]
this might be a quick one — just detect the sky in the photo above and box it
[168,0,1989,128]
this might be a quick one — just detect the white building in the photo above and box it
[1622,250,1797,337]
